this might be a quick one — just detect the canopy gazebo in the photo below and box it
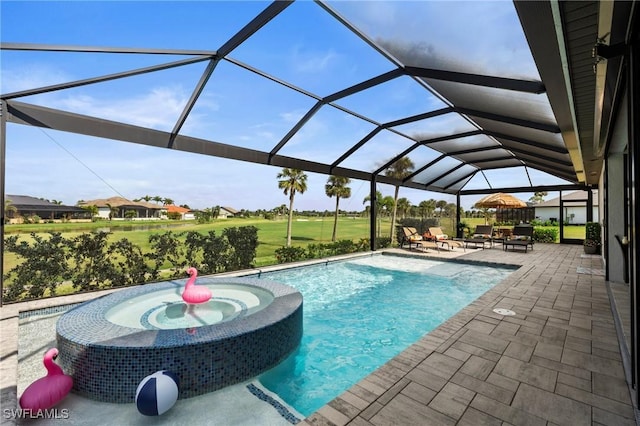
[474,193,533,224]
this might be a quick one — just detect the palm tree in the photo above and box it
[363,191,395,238]
[436,200,448,217]
[385,157,414,244]
[325,175,351,242]
[479,207,492,224]
[4,199,18,222]
[106,203,119,220]
[212,205,221,219]
[152,196,163,204]
[277,168,308,247]
[81,204,98,219]
[163,198,174,206]
[396,197,411,220]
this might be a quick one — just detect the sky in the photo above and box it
[1,1,569,212]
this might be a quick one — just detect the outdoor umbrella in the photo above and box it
[474,193,528,209]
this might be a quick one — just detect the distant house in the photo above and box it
[79,196,164,220]
[165,205,195,220]
[218,207,238,219]
[5,194,90,223]
[534,190,599,224]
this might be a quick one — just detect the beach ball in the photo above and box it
[135,370,179,416]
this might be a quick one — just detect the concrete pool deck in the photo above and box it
[1,243,636,425]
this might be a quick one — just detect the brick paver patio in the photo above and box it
[304,244,637,425]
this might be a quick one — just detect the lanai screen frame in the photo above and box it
[0,0,591,306]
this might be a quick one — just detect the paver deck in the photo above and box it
[1,243,637,425]
[303,244,637,425]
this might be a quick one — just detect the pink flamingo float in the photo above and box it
[20,348,73,411]
[181,267,212,305]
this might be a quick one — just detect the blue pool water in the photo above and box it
[256,254,514,416]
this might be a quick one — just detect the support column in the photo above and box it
[456,192,461,238]
[629,16,640,405]
[369,177,377,251]
[0,100,6,307]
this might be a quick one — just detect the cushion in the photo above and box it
[473,234,491,239]
[513,236,529,241]
[435,234,448,240]
[409,235,422,241]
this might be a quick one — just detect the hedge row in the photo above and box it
[274,237,391,263]
[2,226,258,303]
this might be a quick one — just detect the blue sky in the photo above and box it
[1,1,568,211]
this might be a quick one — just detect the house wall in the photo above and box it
[96,208,111,219]
[605,90,629,284]
[535,206,599,223]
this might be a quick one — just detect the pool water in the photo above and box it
[256,254,514,416]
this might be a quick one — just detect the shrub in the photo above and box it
[70,232,118,291]
[585,222,601,247]
[275,246,307,263]
[108,238,149,286]
[375,237,392,249]
[533,227,558,243]
[223,226,259,270]
[146,231,186,280]
[3,232,71,301]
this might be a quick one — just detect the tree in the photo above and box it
[106,203,119,220]
[4,199,18,222]
[277,168,308,247]
[163,198,174,206]
[479,207,493,224]
[385,156,414,244]
[81,204,98,218]
[396,197,411,220]
[363,191,395,238]
[212,205,221,219]
[436,200,447,217]
[529,191,548,204]
[325,175,352,241]
[152,196,163,204]
[444,203,457,219]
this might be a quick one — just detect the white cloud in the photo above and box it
[0,63,74,94]
[291,44,339,73]
[55,86,190,130]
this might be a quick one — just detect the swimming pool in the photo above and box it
[255,254,515,416]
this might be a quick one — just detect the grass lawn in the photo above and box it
[2,217,378,273]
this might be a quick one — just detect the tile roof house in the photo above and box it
[218,207,238,219]
[165,205,195,220]
[5,194,89,223]
[79,196,164,220]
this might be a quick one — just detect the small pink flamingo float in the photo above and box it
[181,267,212,305]
[20,348,73,411]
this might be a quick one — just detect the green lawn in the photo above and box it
[2,217,377,272]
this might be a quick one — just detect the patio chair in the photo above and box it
[463,225,494,249]
[503,224,534,252]
[427,227,465,251]
[401,227,440,252]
